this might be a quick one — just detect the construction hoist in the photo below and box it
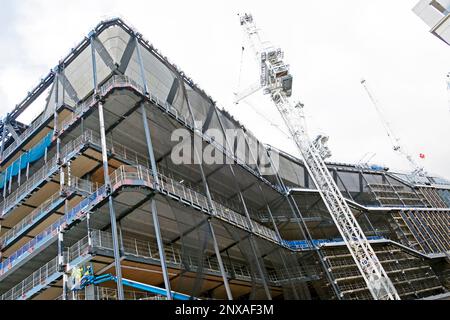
[235,13,400,300]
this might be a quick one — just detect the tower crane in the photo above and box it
[360,79,427,179]
[235,13,400,300]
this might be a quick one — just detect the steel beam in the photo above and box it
[134,35,149,94]
[92,37,116,71]
[118,36,136,74]
[141,99,173,299]
[208,219,233,300]
[92,33,124,300]
[0,114,8,160]
[213,106,272,300]
[150,199,173,299]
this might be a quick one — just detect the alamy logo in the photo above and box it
[170,122,279,175]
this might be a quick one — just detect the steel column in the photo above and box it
[99,102,125,300]
[57,229,67,300]
[179,80,247,300]
[141,102,174,300]
[150,199,173,300]
[141,104,160,186]
[134,36,149,94]
[90,32,124,300]
[0,114,8,160]
[208,219,233,300]
[213,107,272,300]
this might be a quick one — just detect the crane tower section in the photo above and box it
[238,13,400,300]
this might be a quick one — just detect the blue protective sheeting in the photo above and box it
[0,131,53,189]
[284,236,384,250]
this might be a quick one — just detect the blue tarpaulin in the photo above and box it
[0,131,53,189]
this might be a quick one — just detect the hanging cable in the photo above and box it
[241,99,292,140]
[236,46,245,94]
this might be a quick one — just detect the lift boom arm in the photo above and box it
[238,13,400,300]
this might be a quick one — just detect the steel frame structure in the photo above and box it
[0,17,447,301]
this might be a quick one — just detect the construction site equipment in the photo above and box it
[236,13,400,300]
[360,79,427,179]
[76,270,192,300]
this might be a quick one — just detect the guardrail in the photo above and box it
[92,230,314,285]
[0,163,281,280]
[56,287,166,300]
[0,130,95,217]
[58,74,279,193]
[1,106,62,163]
[1,228,320,300]
[0,178,94,250]
[0,236,89,301]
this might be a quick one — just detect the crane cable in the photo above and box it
[235,44,323,145]
[234,45,292,140]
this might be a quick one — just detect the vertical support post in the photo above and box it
[265,149,340,299]
[213,107,272,300]
[57,229,67,300]
[287,194,341,299]
[0,114,8,160]
[17,164,21,187]
[62,273,68,301]
[91,32,124,300]
[87,211,92,248]
[134,35,149,94]
[141,104,159,186]
[141,100,172,300]
[179,84,238,300]
[53,68,60,136]
[118,221,125,255]
[2,168,7,198]
[150,199,173,300]
[208,219,233,300]
[100,103,124,301]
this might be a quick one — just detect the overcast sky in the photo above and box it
[0,0,449,178]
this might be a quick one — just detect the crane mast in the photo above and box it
[237,13,400,300]
[361,79,426,178]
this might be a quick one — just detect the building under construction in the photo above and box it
[0,17,448,301]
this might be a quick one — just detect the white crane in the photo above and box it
[361,79,426,179]
[235,13,400,300]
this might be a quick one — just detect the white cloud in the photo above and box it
[1,0,449,178]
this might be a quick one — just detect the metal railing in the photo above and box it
[57,287,165,300]
[0,235,90,301]
[1,228,320,300]
[0,162,280,279]
[0,186,105,276]
[0,130,95,217]
[2,106,62,162]
[92,230,311,285]
[0,178,94,250]
[58,74,277,192]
